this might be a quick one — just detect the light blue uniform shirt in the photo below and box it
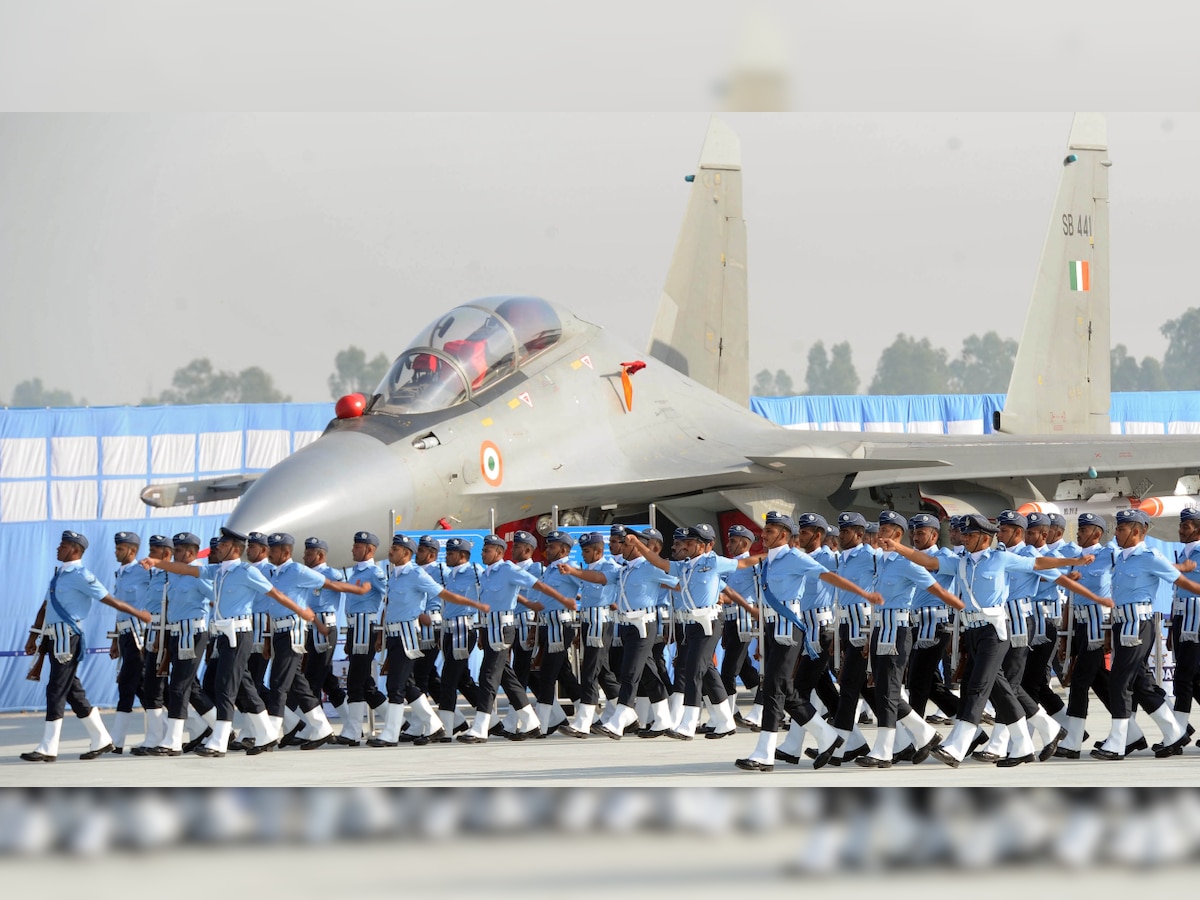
[539,559,582,614]
[1174,542,1200,608]
[310,563,345,614]
[112,561,151,625]
[1073,543,1115,606]
[144,568,168,616]
[166,562,213,624]
[937,550,1037,611]
[266,559,325,618]
[670,552,738,610]
[1113,542,1180,613]
[722,554,758,603]
[1004,542,1050,599]
[760,547,827,607]
[875,552,936,610]
[441,562,485,618]
[615,558,679,613]
[344,560,386,615]
[250,559,274,614]
[915,546,960,608]
[835,543,879,606]
[479,560,540,614]
[44,561,108,631]
[203,561,274,620]
[807,545,838,610]
[579,557,621,609]
[385,562,443,622]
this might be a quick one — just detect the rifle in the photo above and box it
[155,574,171,677]
[1060,597,1073,685]
[947,610,962,689]
[25,600,49,682]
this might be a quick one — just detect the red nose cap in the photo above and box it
[335,393,367,419]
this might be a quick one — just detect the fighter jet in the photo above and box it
[143,114,1200,563]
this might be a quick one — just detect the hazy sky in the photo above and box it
[2,112,1197,406]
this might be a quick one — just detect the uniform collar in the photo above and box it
[275,559,294,573]
[353,560,376,571]
[59,559,83,572]
[734,551,749,560]
[1184,541,1200,555]
[766,544,789,562]
[969,549,989,563]
[219,559,240,574]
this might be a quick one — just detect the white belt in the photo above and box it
[271,615,300,632]
[210,616,252,634]
[683,606,721,622]
[385,619,417,636]
[540,609,577,625]
[168,617,208,634]
[961,609,999,629]
[837,604,871,624]
[1074,605,1110,624]
[618,610,655,624]
[115,619,140,634]
[872,609,911,628]
[1111,602,1152,623]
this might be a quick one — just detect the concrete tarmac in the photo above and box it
[3,701,1200,786]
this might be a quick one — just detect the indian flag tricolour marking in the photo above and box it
[1069,260,1090,291]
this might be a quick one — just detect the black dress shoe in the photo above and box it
[775,749,801,765]
[623,722,641,735]
[80,743,115,760]
[637,727,666,739]
[147,746,181,757]
[1154,742,1184,758]
[912,734,943,766]
[996,753,1034,767]
[333,734,361,746]
[931,747,960,768]
[182,728,212,754]
[193,747,226,758]
[559,725,589,739]
[1126,737,1149,754]
[508,728,539,742]
[1090,747,1123,761]
[489,721,506,735]
[1053,746,1081,759]
[301,734,333,751]
[734,757,774,772]
[112,747,124,755]
[431,733,453,744]
[734,712,761,732]
[228,736,254,753]
[397,731,419,743]
[971,750,1000,763]
[412,734,431,746]
[453,721,469,734]
[456,734,488,744]
[545,722,563,737]
[841,743,872,763]
[1039,727,1067,762]
[969,730,990,753]
[280,724,306,747]
[813,736,845,770]
[130,746,150,757]
[589,723,606,736]
[366,737,399,748]
[705,728,736,740]
[804,748,818,760]
[665,730,693,741]
[893,744,916,763]
[855,754,893,769]
[599,725,622,741]
[699,724,715,735]
[19,751,56,762]
[246,739,278,756]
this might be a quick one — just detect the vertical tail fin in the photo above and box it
[996,113,1111,435]
[648,117,749,406]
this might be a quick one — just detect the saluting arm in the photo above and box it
[324,578,371,595]
[926,583,965,611]
[100,594,153,623]
[1056,578,1112,608]
[534,580,577,611]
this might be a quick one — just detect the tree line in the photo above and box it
[8,306,1200,406]
[754,307,1200,397]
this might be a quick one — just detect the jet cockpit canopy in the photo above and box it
[373,296,563,414]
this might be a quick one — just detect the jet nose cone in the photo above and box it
[226,430,412,563]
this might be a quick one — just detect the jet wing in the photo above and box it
[140,474,262,508]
